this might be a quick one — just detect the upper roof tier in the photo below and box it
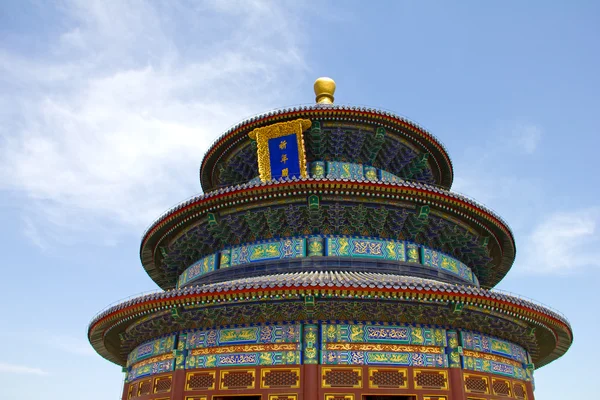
[200,79,454,192]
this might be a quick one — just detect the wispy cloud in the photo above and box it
[0,362,48,376]
[513,122,542,154]
[518,208,600,275]
[48,334,96,357]
[0,0,308,246]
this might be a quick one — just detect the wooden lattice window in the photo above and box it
[138,379,151,396]
[414,370,448,390]
[186,371,216,390]
[128,382,137,399]
[513,382,527,399]
[154,376,172,393]
[322,368,362,388]
[262,369,300,388]
[464,374,489,394]
[369,368,407,388]
[492,378,512,397]
[220,370,255,389]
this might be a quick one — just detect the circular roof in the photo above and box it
[199,104,454,191]
[140,177,515,289]
[89,272,571,369]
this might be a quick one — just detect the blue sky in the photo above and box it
[0,1,598,399]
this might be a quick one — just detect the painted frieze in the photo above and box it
[127,355,175,381]
[322,323,446,346]
[380,169,402,183]
[228,238,306,267]
[421,246,474,283]
[461,331,528,363]
[321,348,448,367]
[462,353,528,380]
[327,161,364,180]
[321,323,447,366]
[177,254,218,287]
[184,325,302,369]
[127,334,176,367]
[327,237,406,261]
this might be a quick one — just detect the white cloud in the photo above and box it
[518,208,600,274]
[513,122,542,154]
[48,334,96,357]
[0,0,308,245]
[0,362,48,376]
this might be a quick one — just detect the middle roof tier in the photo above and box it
[141,178,515,290]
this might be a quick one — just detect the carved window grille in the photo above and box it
[186,372,216,390]
[221,371,255,389]
[128,382,137,399]
[154,376,172,393]
[464,375,489,394]
[262,369,300,388]
[323,369,361,388]
[513,382,527,399]
[138,380,152,396]
[414,370,448,389]
[492,378,512,397]
[369,369,407,388]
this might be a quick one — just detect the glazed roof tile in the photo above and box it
[91,271,566,327]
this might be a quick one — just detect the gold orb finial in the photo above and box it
[314,77,336,104]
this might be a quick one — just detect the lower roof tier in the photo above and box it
[141,178,515,289]
[88,272,571,370]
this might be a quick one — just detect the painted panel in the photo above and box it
[406,242,420,263]
[363,165,378,181]
[177,254,218,287]
[380,170,402,183]
[322,350,448,367]
[186,350,300,368]
[326,237,406,261]
[186,325,301,349]
[310,161,326,178]
[127,335,176,367]
[228,238,306,267]
[421,246,476,284]
[127,356,175,381]
[327,161,364,180]
[322,323,446,346]
[463,354,527,380]
[461,331,528,363]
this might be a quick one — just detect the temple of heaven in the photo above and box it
[88,78,572,400]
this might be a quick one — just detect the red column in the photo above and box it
[120,378,129,400]
[171,370,186,400]
[448,368,465,399]
[303,364,319,400]
[526,380,536,400]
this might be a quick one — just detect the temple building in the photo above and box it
[88,78,572,400]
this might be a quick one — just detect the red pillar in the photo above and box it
[171,370,186,400]
[121,379,129,400]
[303,364,319,400]
[526,380,536,400]
[448,368,465,399]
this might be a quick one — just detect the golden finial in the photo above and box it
[314,77,336,104]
